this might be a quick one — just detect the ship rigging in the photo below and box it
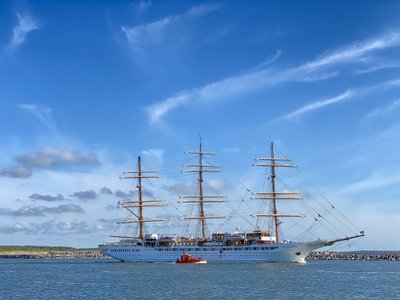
[99,139,364,263]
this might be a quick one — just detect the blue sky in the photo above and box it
[0,0,400,249]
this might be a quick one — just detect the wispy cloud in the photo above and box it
[281,78,400,120]
[115,190,134,199]
[15,147,100,169]
[283,90,354,120]
[141,148,163,161]
[367,99,400,118]
[165,182,197,196]
[100,187,113,195]
[122,4,219,42]
[6,13,39,52]
[298,32,400,71]
[122,4,219,57]
[146,31,400,124]
[56,220,90,232]
[0,147,101,178]
[341,170,400,195]
[0,219,107,235]
[355,63,400,75]
[69,190,97,201]
[19,104,57,133]
[0,223,34,234]
[0,166,32,178]
[251,50,282,71]
[0,204,84,217]
[29,193,65,202]
[131,1,152,20]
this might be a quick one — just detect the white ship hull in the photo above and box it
[99,240,327,263]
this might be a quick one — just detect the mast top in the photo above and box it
[181,138,226,240]
[118,155,165,239]
[253,142,302,243]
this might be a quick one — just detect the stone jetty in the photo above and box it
[0,251,108,259]
[307,250,400,261]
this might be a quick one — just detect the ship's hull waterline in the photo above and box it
[99,241,326,263]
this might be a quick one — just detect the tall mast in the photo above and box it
[118,156,166,239]
[180,136,226,240]
[198,140,206,239]
[137,156,144,239]
[253,142,303,243]
[270,142,279,243]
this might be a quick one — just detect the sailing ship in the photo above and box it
[99,139,364,263]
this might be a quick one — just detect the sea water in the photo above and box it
[0,259,399,299]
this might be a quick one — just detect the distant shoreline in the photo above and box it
[0,247,399,260]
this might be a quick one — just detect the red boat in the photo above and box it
[176,253,207,264]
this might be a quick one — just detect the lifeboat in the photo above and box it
[176,253,207,264]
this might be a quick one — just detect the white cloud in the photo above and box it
[141,148,163,162]
[6,13,39,52]
[283,90,354,120]
[281,78,400,120]
[132,1,152,19]
[367,99,400,118]
[19,104,56,133]
[166,182,196,196]
[15,147,100,170]
[121,4,219,54]
[147,94,190,124]
[146,31,400,124]
[354,63,400,75]
[207,180,225,191]
[341,170,400,195]
[0,166,32,178]
[0,204,84,217]
[251,49,282,71]
[299,32,400,72]
[0,147,101,179]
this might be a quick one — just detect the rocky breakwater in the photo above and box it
[0,251,108,259]
[307,251,400,261]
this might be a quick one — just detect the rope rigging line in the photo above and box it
[203,172,257,231]
[274,174,348,239]
[275,144,360,234]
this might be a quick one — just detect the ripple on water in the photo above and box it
[0,259,399,299]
